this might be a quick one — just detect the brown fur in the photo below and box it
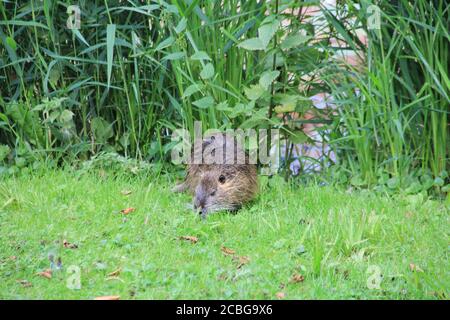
[173,133,258,216]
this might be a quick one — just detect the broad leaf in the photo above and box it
[287,130,309,144]
[162,52,186,61]
[192,96,214,109]
[244,84,266,101]
[259,70,280,90]
[238,38,265,51]
[200,63,215,80]
[156,36,174,51]
[5,37,17,51]
[183,83,203,98]
[190,51,211,61]
[216,101,230,111]
[91,117,114,143]
[258,20,279,48]
[281,34,311,50]
[59,110,74,123]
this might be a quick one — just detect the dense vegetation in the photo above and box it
[0,0,449,194]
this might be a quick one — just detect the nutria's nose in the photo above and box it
[194,186,206,211]
[194,197,205,211]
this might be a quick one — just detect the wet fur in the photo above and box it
[173,133,258,215]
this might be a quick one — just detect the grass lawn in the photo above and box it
[0,169,448,299]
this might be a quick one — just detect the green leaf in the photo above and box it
[48,68,60,87]
[258,20,279,48]
[295,97,313,113]
[240,108,268,128]
[182,83,203,98]
[434,177,445,187]
[156,36,174,51]
[387,177,399,189]
[288,130,308,144]
[5,37,17,51]
[91,117,114,144]
[174,18,187,34]
[162,52,186,61]
[47,111,59,123]
[350,175,365,187]
[15,157,26,168]
[273,94,312,113]
[274,94,298,113]
[200,63,215,80]
[192,96,214,109]
[73,29,90,47]
[190,51,211,61]
[0,145,10,162]
[59,110,74,123]
[216,101,230,111]
[259,70,280,90]
[244,84,266,101]
[280,34,311,50]
[229,101,255,118]
[119,133,130,148]
[106,24,116,88]
[0,20,49,29]
[238,38,265,51]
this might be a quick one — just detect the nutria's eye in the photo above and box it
[210,191,216,196]
[218,175,226,184]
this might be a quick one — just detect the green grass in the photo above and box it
[0,169,448,299]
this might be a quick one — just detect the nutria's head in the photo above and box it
[193,165,257,217]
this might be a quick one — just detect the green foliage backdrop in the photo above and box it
[0,0,449,194]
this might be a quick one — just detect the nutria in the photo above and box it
[172,133,258,218]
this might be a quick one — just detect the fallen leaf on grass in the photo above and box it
[221,246,236,256]
[36,269,52,279]
[291,274,305,283]
[94,295,120,300]
[221,246,250,269]
[9,256,16,261]
[233,255,250,269]
[276,292,285,299]
[409,263,424,272]
[17,280,32,288]
[120,207,136,215]
[121,190,132,196]
[107,268,121,277]
[179,236,198,243]
[63,239,78,249]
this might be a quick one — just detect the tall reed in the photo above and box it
[323,0,449,190]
